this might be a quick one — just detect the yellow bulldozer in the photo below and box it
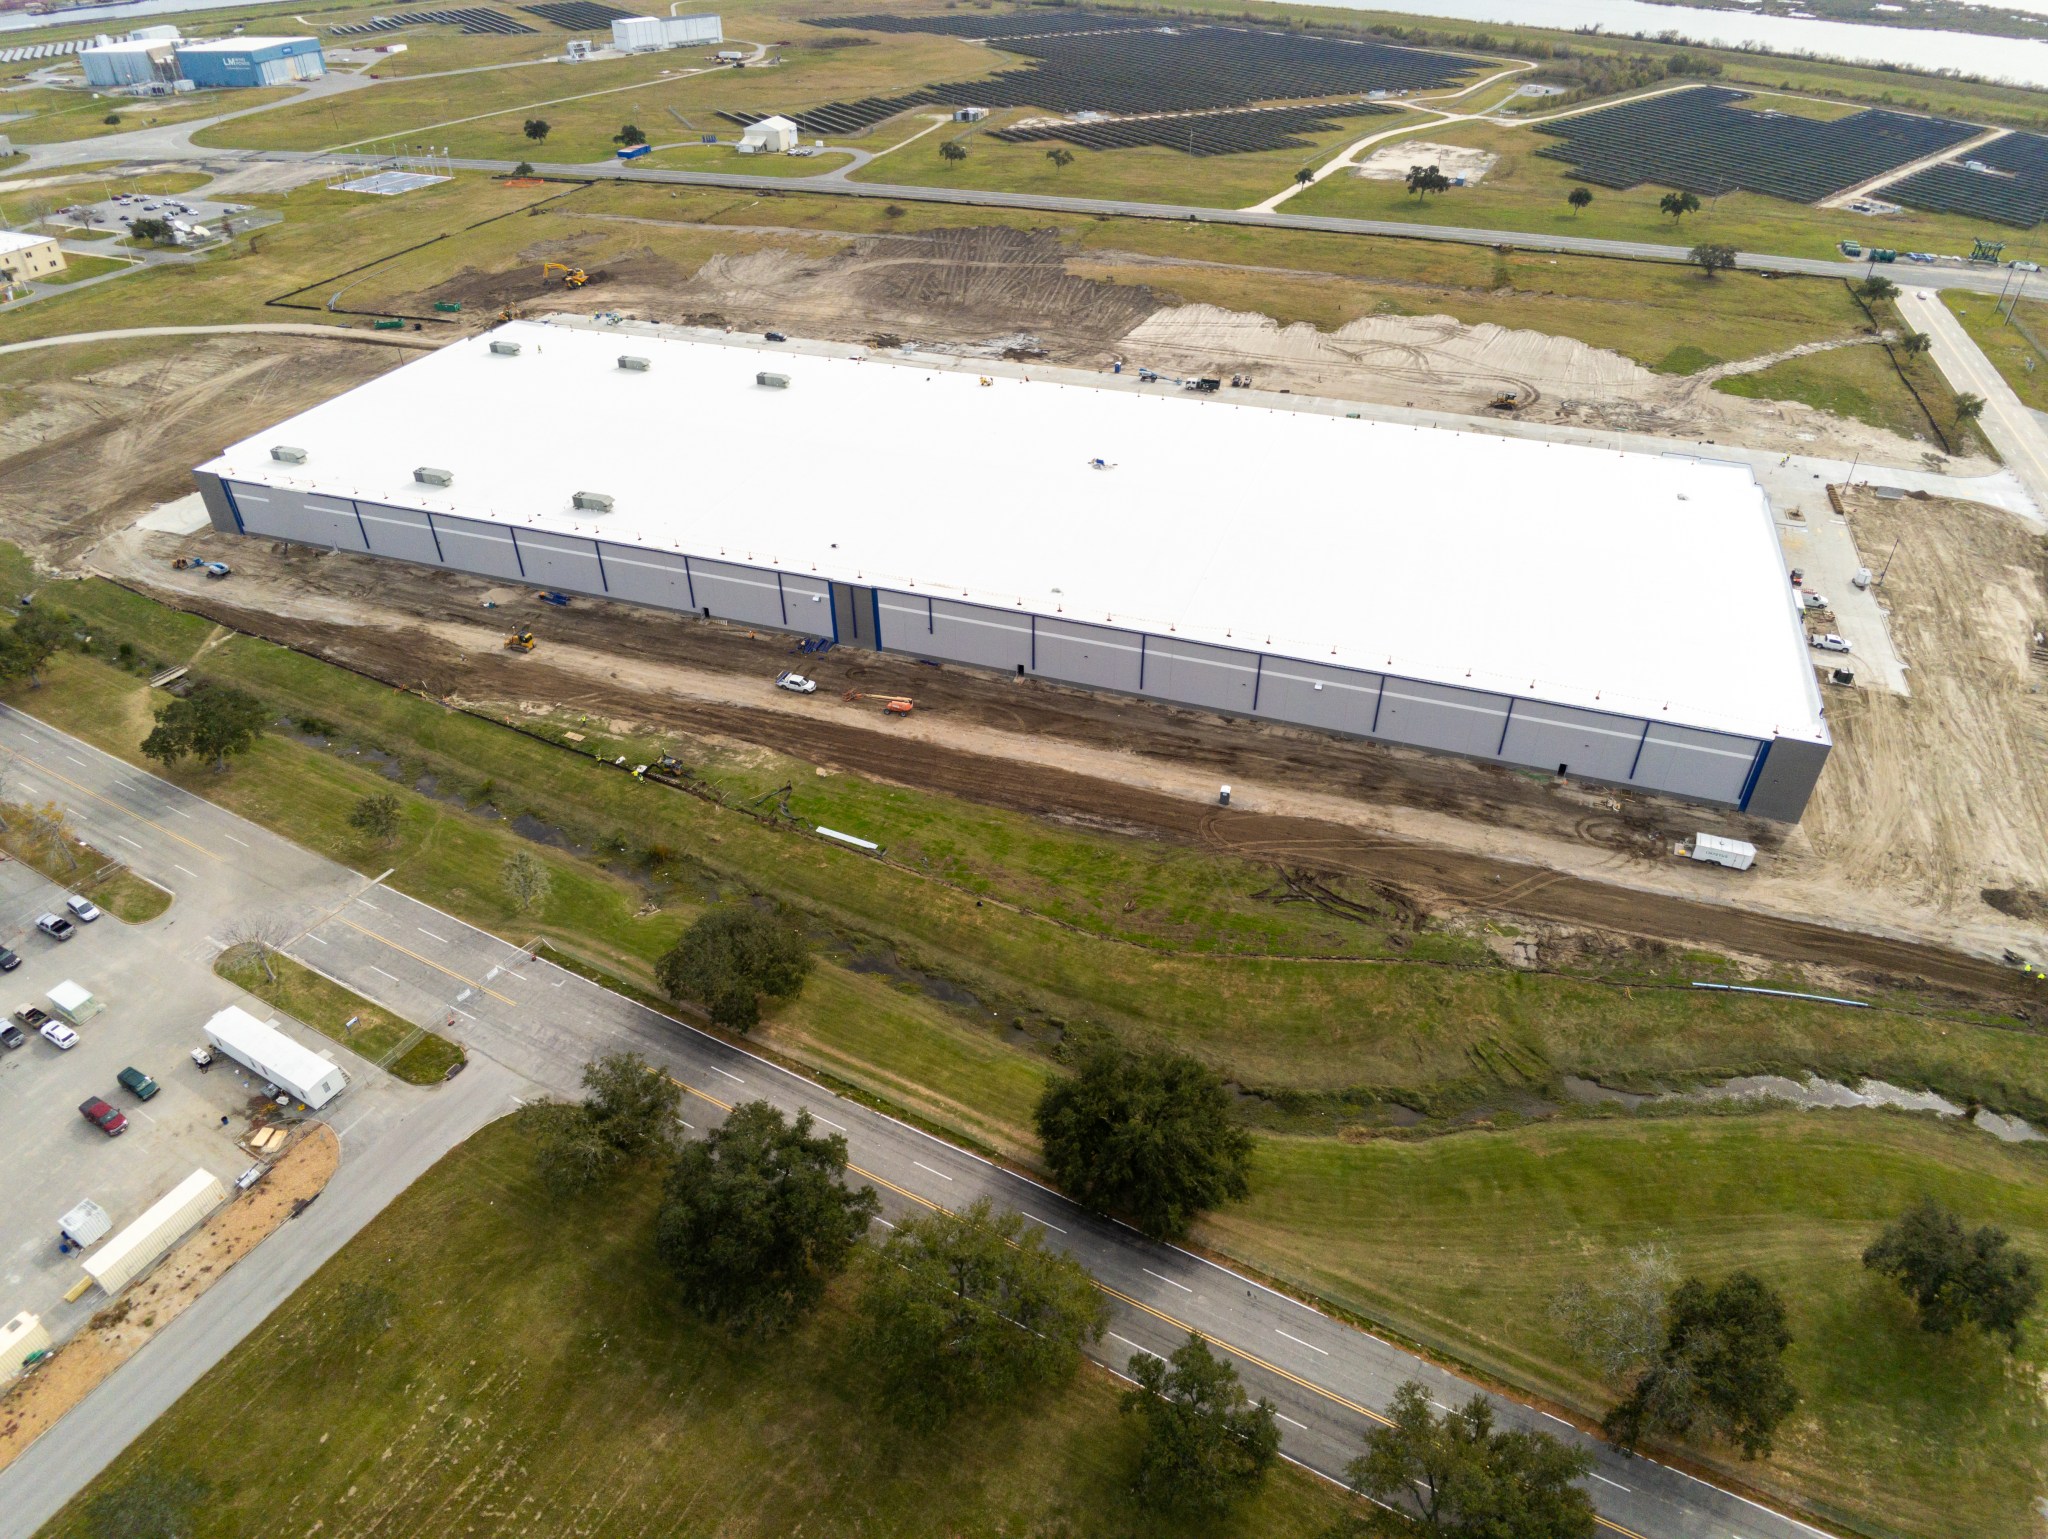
[505,628,537,652]
[541,261,589,289]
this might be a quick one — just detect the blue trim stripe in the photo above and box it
[776,571,788,627]
[682,554,697,610]
[1369,675,1386,735]
[826,582,840,645]
[1251,654,1264,711]
[506,526,527,579]
[1737,741,1772,811]
[593,542,610,593]
[1138,633,1148,690]
[870,588,882,649]
[1495,696,1517,757]
[423,511,445,563]
[1627,721,1651,781]
[221,480,246,534]
[348,498,370,549]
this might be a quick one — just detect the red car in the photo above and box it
[80,1098,127,1137]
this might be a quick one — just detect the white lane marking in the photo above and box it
[1541,1412,1570,1426]
[335,1112,369,1139]
[1590,1474,1631,1492]
[813,1114,846,1131]
[169,807,192,819]
[1109,1332,1163,1360]
[303,932,327,946]
[709,1065,744,1084]
[205,935,225,949]
[369,965,399,981]
[224,834,249,847]
[174,864,197,877]
[1021,1212,1066,1234]
[873,1216,895,1229]
[677,1118,695,1130]
[114,834,140,849]
[355,898,382,913]
[417,927,447,943]
[1275,1329,1328,1356]
[63,753,86,767]
[1142,1267,1193,1293]
[448,1004,474,1021]
[1275,1412,1307,1430]
[912,1161,954,1182]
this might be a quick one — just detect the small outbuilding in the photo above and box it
[83,1169,227,1295]
[0,230,65,284]
[59,1197,113,1250]
[46,980,103,1026]
[0,1314,52,1379]
[204,1004,348,1108]
[738,115,799,154]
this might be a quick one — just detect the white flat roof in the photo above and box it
[81,37,171,52]
[202,321,1826,743]
[175,35,316,50]
[0,230,56,255]
[204,1004,334,1086]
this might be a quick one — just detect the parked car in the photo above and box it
[41,1021,79,1050]
[14,1004,50,1031]
[117,1066,160,1101]
[1802,592,1830,611]
[65,895,101,923]
[764,330,787,342]
[35,913,74,941]
[0,946,17,972]
[775,670,818,694]
[2016,260,2041,273]
[79,1098,127,1137]
[0,1022,22,1050]
[1810,633,1853,653]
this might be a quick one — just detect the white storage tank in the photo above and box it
[204,1004,348,1108]
[83,1169,227,1295]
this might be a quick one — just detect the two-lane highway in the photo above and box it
[0,708,1834,1539]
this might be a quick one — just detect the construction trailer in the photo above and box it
[83,1169,227,1295]
[1690,832,1758,870]
[203,1004,348,1108]
[191,321,1831,821]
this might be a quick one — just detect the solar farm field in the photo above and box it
[1890,132,2048,227]
[330,9,538,36]
[1535,85,1980,203]
[726,17,1475,142]
[992,100,1396,157]
[520,0,637,28]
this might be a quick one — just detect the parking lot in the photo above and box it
[0,834,402,1350]
[51,192,252,242]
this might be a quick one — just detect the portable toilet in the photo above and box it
[46,980,103,1025]
[1690,832,1757,871]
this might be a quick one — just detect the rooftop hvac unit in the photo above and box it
[572,490,614,512]
[757,371,790,388]
[618,355,650,371]
[488,339,521,356]
[270,444,307,464]
[415,466,454,487]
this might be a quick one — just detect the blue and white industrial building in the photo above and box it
[172,35,325,87]
[192,320,1831,820]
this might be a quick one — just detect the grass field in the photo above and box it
[36,253,132,285]
[1943,290,2048,410]
[39,1111,1356,1539]
[216,946,465,1084]
[0,798,171,922]
[0,86,293,145]
[1211,1113,2048,1539]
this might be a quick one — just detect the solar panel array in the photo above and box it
[520,0,636,28]
[332,8,537,34]
[1535,85,1980,204]
[1888,131,2048,227]
[814,10,1163,38]
[0,38,85,63]
[727,20,1471,141]
[993,99,1394,156]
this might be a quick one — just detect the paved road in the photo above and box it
[1907,284,2048,509]
[0,709,1838,1539]
[0,322,436,356]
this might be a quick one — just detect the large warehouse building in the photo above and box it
[193,322,1830,819]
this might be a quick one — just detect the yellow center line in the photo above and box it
[335,916,515,1005]
[669,1074,1653,1539]
[20,758,221,862]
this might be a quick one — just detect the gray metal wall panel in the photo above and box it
[517,530,604,594]
[355,502,445,566]
[1374,677,1511,758]
[432,515,524,581]
[1633,724,1757,805]
[1141,637,1258,712]
[599,544,694,609]
[195,471,238,534]
[1501,700,1644,783]
[913,596,1033,672]
[1743,736,1829,822]
[234,485,367,553]
[1035,616,1143,692]
[781,573,834,638]
[1252,658,1383,735]
[689,556,785,628]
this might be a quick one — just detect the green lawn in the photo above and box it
[216,946,465,1084]
[38,254,133,285]
[1943,291,2048,411]
[0,798,171,921]
[37,1111,1356,1539]
[1207,1112,2048,1539]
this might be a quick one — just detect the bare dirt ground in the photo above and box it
[1353,142,1499,182]
[0,1124,338,1470]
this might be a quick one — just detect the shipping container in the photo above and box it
[83,1169,226,1294]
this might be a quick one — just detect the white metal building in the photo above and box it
[611,12,720,49]
[80,36,178,86]
[738,114,798,153]
[83,1169,226,1295]
[193,322,1832,819]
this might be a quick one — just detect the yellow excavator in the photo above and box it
[541,261,589,289]
[505,628,537,652]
